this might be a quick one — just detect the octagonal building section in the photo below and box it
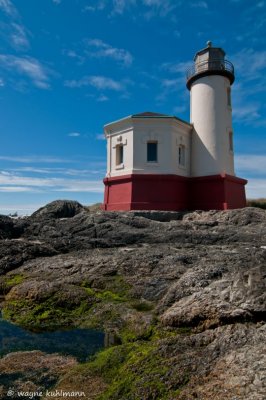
[103,112,193,211]
[104,112,192,178]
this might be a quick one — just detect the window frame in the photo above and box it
[178,144,186,167]
[227,87,232,108]
[115,144,124,166]
[147,141,158,163]
[229,131,233,152]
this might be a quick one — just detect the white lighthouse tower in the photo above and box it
[188,41,235,176]
[102,42,247,211]
[186,41,247,210]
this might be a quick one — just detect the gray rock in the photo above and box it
[0,203,265,399]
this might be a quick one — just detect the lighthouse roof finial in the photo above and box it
[207,40,212,47]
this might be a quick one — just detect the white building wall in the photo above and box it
[190,75,235,177]
[131,119,191,176]
[105,118,134,177]
[132,120,172,174]
[105,117,192,178]
[171,123,191,177]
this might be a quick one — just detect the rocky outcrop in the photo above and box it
[31,200,84,220]
[0,201,265,399]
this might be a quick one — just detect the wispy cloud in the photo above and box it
[234,155,266,198]
[0,171,103,193]
[0,55,51,89]
[232,48,266,81]
[162,60,191,74]
[0,0,17,17]
[0,0,31,51]
[190,1,208,9]
[83,1,106,12]
[8,166,105,176]
[10,22,30,50]
[68,132,81,137]
[97,94,109,102]
[62,49,85,64]
[52,0,62,4]
[235,154,266,175]
[85,0,177,18]
[86,38,133,67]
[0,77,4,86]
[230,48,266,126]
[0,156,69,163]
[245,178,266,199]
[65,75,126,91]
[96,134,105,140]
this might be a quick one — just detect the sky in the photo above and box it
[0,0,266,215]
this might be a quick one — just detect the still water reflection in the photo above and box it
[0,318,104,362]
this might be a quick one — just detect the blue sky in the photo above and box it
[0,0,266,214]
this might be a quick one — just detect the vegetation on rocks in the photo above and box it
[0,200,265,399]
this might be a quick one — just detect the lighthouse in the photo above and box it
[102,42,247,211]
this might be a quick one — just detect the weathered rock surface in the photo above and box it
[0,201,265,399]
[0,351,77,397]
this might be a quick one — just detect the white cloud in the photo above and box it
[0,186,36,192]
[52,0,61,4]
[68,132,81,137]
[112,0,136,14]
[96,134,105,140]
[8,166,105,176]
[142,0,177,17]
[97,94,109,102]
[65,75,125,91]
[232,48,266,80]
[245,178,266,199]
[0,156,69,163]
[235,154,266,175]
[0,55,51,89]
[83,2,106,12]
[190,1,208,8]
[162,60,191,74]
[230,48,266,126]
[0,0,17,16]
[0,78,4,86]
[0,171,104,193]
[10,23,30,50]
[161,78,184,88]
[63,49,85,64]
[233,103,261,124]
[86,38,133,67]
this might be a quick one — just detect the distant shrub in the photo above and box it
[247,198,266,210]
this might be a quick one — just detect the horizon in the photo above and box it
[1,0,266,215]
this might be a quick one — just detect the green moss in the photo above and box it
[83,287,96,296]
[2,295,94,331]
[85,340,177,400]
[103,275,132,298]
[130,301,154,312]
[96,291,126,303]
[5,274,24,287]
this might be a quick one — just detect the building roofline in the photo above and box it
[104,112,192,130]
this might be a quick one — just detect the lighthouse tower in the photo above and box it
[102,42,247,211]
[186,41,247,209]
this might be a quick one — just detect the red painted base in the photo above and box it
[103,174,247,211]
